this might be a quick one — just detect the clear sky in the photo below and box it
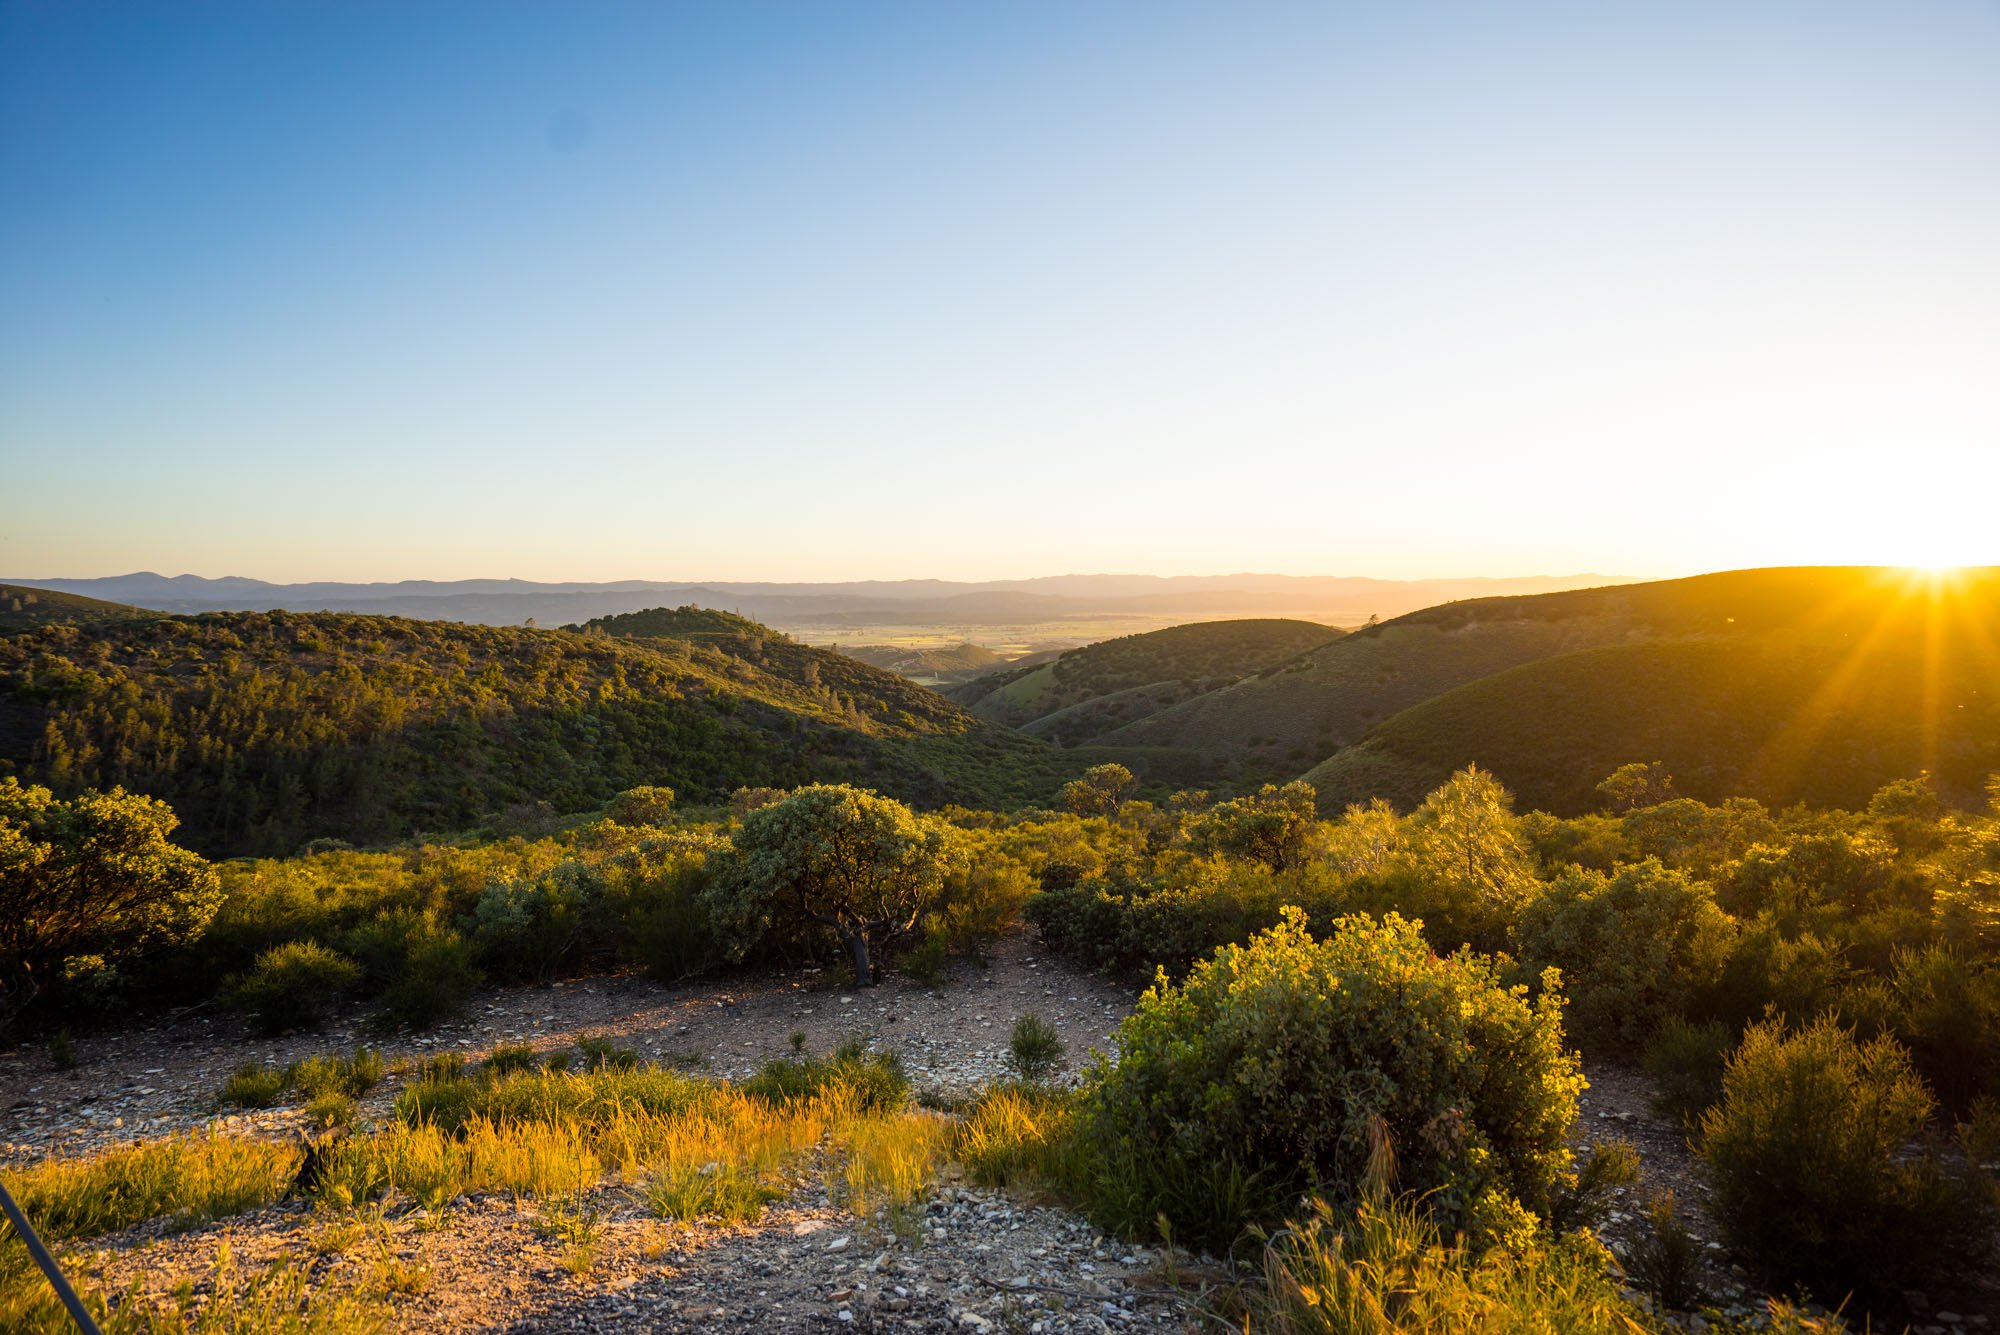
[3,1,1996,583]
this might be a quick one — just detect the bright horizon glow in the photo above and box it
[3,2,1997,584]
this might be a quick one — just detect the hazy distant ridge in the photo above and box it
[2,572,1640,628]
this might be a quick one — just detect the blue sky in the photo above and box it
[3,1,1996,581]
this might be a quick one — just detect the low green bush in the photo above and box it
[1624,1189,1704,1310]
[228,940,361,1035]
[577,1034,637,1072]
[1004,1014,1065,1084]
[219,1062,287,1109]
[304,1091,358,1133]
[484,1043,541,1077]
[1641,1017,1732,1129]
[742,1040,908,1113]
[368,919,480,1031]
[1884,942,2000,1113]
[287,1048,382,1100]
[896,928,948,986]
[1697,1016,1993,1302]
[1074,908,1583,1252]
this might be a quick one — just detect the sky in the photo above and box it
[2,1,1997,583]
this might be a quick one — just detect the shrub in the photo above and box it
[219,1062,287,1109]
[577,1034,638,1072]
[347,910,484,1031]
[1641,1018,1732,1129]
[1512,860,1734,1050]
[47,1030,77,1071]
[1186,782,1318,871]
[0,780,222,1023]
[933,854,1037,952]
[1022,884,1125,969]
[897,928,948,986]
[611,844,718,984]
[605,785,676,827]
[472,862,607,983]
[288,1048,383,1100]
[1541,1140,1637,1237]
[1623,1189,1704,1310]
[305,1091,358,1133]
[484,1044,541,1077]
[1004,1014,1066,1084]
[228,940,361,1035]
[1696,1016,1993,1301]
[1075,908,1583,1251]
[1884,942,2000,1113]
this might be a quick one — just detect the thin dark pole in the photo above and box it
[0,1176,102,1335]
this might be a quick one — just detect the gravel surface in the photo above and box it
[7,932,1995,1330]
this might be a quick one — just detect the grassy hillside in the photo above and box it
[0,608,1094,856]
[0,582,148,631]
[1098,567,2000,782]
[950,618,1340,745]
[1305,568,2000,813]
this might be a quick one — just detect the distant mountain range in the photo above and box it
[0,572,1641,630]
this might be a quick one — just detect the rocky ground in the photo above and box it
[4,933,1996,1330]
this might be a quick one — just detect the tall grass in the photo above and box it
[7,1133,299,1241]
[0,1240,384,1335]
[834,1110,949,1220]
[1250,1196,1661,1334]
[954,1084,1079,1192]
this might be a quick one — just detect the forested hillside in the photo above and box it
[0,609,1085,856]
[0,582,148,632]
[950,618,1339,744]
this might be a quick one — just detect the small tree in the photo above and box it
[1404,766,1535,908]
[1060,763,1136,818]
[1188,781,1318,871]
[0,779,221,1020]
[708,785,959,987]
[1595,761,1678,813]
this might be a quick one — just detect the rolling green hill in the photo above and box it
[1302,567,2000,813]
[949,618,1341,745]
[0,582,149,631]
[0,608,1099,856]
[1093,567,1999,783]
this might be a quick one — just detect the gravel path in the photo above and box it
[1,931,1138,1165]
[9,932,1993,1330]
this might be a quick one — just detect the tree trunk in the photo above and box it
[845,931,875,988]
